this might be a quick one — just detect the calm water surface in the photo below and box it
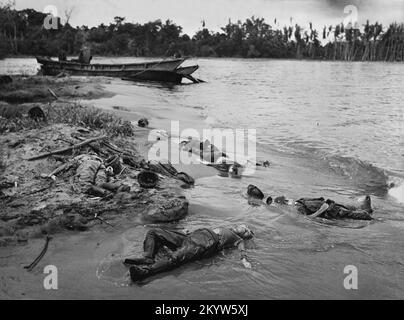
[1,57,403,299]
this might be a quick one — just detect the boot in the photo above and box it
[129,266,149,282]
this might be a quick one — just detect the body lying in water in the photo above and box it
[180,138,269,177]
[294,197,373,220]
[247,185,373,221]
[180,138,227,163]
[124,225,254,282]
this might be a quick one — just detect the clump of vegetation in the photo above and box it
[0,116,43,133]
[0,87,50,103]
[0,102,135,137]
[47,103,135,137]
[0,76,82,103]
[0,77,54,103]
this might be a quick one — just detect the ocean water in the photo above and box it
[1,57,403,299]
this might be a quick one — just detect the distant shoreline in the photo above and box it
[2,54,402,64]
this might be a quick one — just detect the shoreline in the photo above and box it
[0,65,403,300]
[2,54,404,64]
[0,74,221,299]
[0,75,198,298]
[0,75,194,243]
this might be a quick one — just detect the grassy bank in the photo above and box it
[0,76,114,104]
[0,102,135,137]
[0,75,131,136]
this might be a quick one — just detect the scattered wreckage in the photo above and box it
[0,123,194,245]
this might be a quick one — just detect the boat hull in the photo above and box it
[36,57,199,83]
[175,65,199,75]
[37,57,185,75]
[122,70,184,84]
[122,65,200,84]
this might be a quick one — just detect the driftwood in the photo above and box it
[48,88,58,100]
[26,185,53,195]
[27,135,107,161]
[94,213,114,228]
[73,135,109,157]
[47,162,75,178]
[24,235,52,271]
[102,140,125,154]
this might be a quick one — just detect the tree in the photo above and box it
[64,6,75,26]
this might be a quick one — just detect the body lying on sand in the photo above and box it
[247,185,374,221]
[124,225,254,282]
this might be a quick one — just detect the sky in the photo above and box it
[13,0,404,35]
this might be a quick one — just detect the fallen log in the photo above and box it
[27,135,107,161]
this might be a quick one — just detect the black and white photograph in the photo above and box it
[0,0,403,303]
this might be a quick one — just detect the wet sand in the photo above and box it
[0,228,164,299]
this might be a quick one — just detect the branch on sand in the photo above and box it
[24,235,52,272]
[27,135,107,161]
[48,88,58,100]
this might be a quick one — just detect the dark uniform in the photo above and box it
[295,198,373,220]
[128,227,243,281]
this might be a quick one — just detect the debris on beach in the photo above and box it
[0,123,191,245]
[137,118,149,128]
[257,160,271,168]
[138,170,159,188]
[23,235,52,272]
[0,86,193,246]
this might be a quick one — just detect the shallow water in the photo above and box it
[1,57,403,299]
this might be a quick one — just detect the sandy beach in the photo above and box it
[0,75,202,299]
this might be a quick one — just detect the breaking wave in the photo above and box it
[325,155,389,194]
[261,139,400,200]
[322,154,404,204]
[388,176,404,204]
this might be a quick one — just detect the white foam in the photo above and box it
[388,177,404,204]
